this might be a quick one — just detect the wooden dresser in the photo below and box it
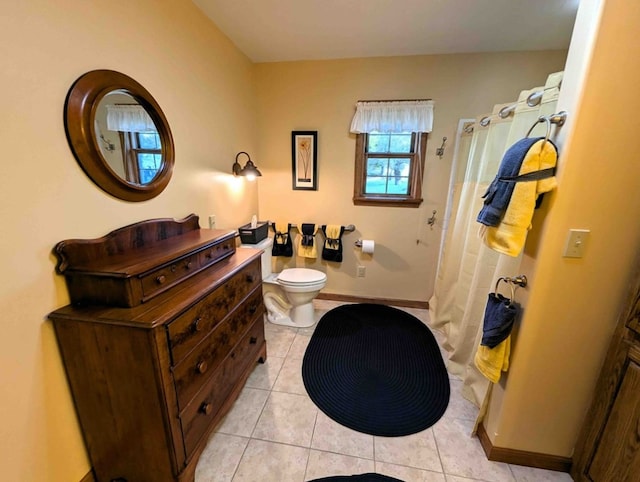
[49,215,267,482]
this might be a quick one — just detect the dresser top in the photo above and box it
[53,213,236,278]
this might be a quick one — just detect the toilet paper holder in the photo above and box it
[355,240,363,247]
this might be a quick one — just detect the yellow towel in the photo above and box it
[324,225,342,250]
[474,336,511,383]
[297,224,319,259]
[480,139,557,256]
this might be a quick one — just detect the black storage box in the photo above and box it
[238,222,268,244]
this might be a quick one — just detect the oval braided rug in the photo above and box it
[302,304,450,437]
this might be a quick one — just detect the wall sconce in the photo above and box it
[232,151,262,180]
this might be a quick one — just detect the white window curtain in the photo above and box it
[349,100,434,133]
[106,105,156,133]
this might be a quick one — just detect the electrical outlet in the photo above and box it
[208,215,216,229]
[563,229,590,258]
[357,265,366,277]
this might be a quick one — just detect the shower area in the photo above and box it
[429,71,565,424]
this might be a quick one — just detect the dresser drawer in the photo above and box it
[167,259,262,363]
[140,254,199,300]
[180,320,265,457]
[199,240,235,269]
[172,288,264,409]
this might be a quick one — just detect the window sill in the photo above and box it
[353,196,423,208]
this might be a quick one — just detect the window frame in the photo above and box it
[353,132,428,207]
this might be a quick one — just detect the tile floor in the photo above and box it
[195,300,573,482]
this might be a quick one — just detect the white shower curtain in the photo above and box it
[429,72,563,422]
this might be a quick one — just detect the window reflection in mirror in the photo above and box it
[94,91,162,185]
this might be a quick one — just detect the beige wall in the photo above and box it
[485,0,640,457]
[0,1,258,480]
[254,52,567,302]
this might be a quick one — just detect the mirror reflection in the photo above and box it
[95,92,163,185]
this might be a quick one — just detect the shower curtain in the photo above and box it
[429,72,563,424]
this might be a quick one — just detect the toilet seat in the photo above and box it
[277,268,326,285]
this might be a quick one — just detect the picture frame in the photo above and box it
[291,131,318,190]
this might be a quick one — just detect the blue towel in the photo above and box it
[477,137,544,227]
[481,293,519,348]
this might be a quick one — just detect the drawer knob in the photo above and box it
[248,305,258,314]
[192,317,203,332]
[196,360,208,374]
[185,261,193,270]
[156,275,166,284]
[230,352,236,359]
[199,402,212,415]
[249,337,258,345]
[246,274,255,283]
[170,264,177,273]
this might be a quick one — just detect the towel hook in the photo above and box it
[436,137,447,159]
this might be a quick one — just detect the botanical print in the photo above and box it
[292,131,317,190]
[296,137,312,181]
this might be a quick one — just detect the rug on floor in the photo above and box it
[302,303,450,437]
[308,473,403,482]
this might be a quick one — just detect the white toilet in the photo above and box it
[241,237,327,328]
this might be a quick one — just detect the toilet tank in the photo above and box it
[240,237,273,280]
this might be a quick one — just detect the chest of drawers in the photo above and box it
[49,215,267,482]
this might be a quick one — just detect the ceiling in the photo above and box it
[192,0,580,63]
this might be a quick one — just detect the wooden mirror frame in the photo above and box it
[64,70,175,202]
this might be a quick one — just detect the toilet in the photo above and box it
[241,237,327,328]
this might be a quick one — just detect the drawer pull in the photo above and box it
[170,264,177,273]
[196,360,208,374]
[230,352,236,359]
[246,274,255,283]
[192,317,203,332]
[248,305,258,314]
[185,261,193,270]
[199,402,213,415]
[205,250,213,259]
[156,275,166,285]
[249,336,258,344]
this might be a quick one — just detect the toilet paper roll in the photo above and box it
[361,239,375,254]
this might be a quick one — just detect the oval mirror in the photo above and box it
[64,70,174,202]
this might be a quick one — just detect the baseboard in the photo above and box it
[476,423,572,473]
[80,470,95,482]
[316,292,429,309]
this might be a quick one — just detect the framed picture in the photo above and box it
[291,131,318,190]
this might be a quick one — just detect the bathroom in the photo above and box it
[2,1,640,481]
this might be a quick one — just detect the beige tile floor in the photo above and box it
[196,301,573,482]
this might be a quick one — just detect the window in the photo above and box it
[353,131,428,207]
[121,131,162,184]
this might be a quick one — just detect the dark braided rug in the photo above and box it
[302,303,450,437]
[308,474,403,482]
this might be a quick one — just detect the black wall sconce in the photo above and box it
[232,151,262,179]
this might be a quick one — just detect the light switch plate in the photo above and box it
[563,229,590,258]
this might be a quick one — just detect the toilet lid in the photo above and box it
[277,268,326,284]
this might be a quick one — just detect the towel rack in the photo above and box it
[267,222,356,233]
[526,111,567,145]
[495,275,528,303]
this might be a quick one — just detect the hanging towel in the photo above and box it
[480,293,519,348]
[474,336,511,384]
[478,137,558,256]
[297,223,319,258]
[321,225,345,262]
[272,221,293,257]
